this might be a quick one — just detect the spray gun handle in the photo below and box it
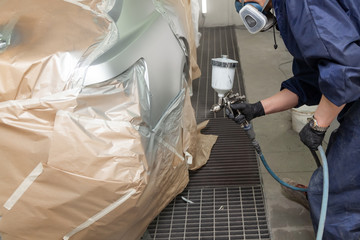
[224,103,248,127]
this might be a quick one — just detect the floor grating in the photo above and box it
[145,26,270,240]
[147,187,269,240]
[187,118,261,188]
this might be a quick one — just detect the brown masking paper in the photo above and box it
[0,58,190,240]
[0,0,113,101]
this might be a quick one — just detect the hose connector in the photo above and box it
[243,122,262,154]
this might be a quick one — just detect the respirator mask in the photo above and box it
[237,0,276,34]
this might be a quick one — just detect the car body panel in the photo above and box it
[85,0,187,127]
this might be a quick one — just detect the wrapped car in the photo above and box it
[0,0,213,239]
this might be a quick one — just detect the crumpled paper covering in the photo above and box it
[0,0,216,239]
[0,59,189,240]
[0,0,116,101]
[182,89,218,171]
[0,0,115,213]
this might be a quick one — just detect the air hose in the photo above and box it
[316,145,329,240]
[243,123,329,240]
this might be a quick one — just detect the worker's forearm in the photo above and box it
[314,95,345,127]
[260,89,299,114]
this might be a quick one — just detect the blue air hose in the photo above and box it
[243,123,308,191]
[259,153,308,192]
[316,145,329,240]
[243,123,329,239]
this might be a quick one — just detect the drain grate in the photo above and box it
[147,186,270,240]
[187,118,261,188]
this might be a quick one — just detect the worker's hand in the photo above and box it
[299,122,326,150]
[225,101,265,124]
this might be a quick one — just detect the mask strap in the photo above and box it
[241,0,270,12]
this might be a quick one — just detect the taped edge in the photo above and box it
[3,163,43,210]
[63,188,136,240]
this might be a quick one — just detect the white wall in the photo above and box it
[199,0,243,27]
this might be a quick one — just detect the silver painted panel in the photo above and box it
[85,0,186,127]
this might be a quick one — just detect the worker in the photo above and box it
[229,0,360,239]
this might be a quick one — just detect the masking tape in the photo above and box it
[157,138,185,161]
[63,188,136,240]
[184,151,193,165]
[3,163,43,210]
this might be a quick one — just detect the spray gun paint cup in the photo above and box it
[211,55,238,97]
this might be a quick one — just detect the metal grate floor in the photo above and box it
[147,187,269,240]
[145,26,270,240]
[187,118,261,188]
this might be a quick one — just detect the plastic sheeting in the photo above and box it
[0,0,216,239]
[0,0,117,101]
[0,58,190,240]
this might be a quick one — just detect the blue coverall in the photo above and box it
[272,0,360,238]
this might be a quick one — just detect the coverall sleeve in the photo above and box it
[285,0,360,107]
[281,59,322,107]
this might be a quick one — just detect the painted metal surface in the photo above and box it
[85,0,188,127]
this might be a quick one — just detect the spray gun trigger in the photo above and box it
[223,103,234,118]
[235,114,246,125]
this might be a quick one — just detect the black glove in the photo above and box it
[225,101,265,124]
[299,122,326,150]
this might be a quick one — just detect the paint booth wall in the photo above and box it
[199,0,243,27]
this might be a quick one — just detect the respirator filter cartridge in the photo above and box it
[239,4,267,34]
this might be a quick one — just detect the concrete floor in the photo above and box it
[235,26,318,240]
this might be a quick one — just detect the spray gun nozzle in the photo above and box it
[210,104,222,112]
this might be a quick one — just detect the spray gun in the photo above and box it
[210,55,262,154]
